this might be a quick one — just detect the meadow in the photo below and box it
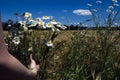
[3,0,120,79]
[4,29,120,80]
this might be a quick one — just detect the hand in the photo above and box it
[29,54,39,77]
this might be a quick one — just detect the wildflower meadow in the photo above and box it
[3,0,120,80]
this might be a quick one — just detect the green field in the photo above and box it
[4,30,120,80]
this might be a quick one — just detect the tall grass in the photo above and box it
[61,29,120,80]
[4,29,120,80]
[60,0,120,80]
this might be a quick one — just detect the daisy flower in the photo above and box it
[12,36,20,45]
[45,40,54,47]
[46,23,54,28]
[50,20,58,25]
[22,12,32,18]
[42,16,50,20]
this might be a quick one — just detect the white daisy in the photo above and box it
[45,40,54,47]
[106,9,111,13]
[28,47,33,51]
[19,21,26,26]
[42,16,50,20]
[56,22,62,27]
[46,23,54,28]
[37,21,46,29]
[23,25,28,31]
[61,25,67,29]
[12,36,20,45]
[22,12,32,18]
[50,20,58,25]
[36,17,42,22]
[108,6,114,9]
[28,17,34,22]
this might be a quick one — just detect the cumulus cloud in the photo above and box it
[73,9,92,16]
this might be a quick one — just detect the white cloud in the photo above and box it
[73,9,92,16]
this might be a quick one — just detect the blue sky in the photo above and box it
[0,0,120,26]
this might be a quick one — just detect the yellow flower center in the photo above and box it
[48,41,52,44]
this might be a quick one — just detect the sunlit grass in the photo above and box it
[4,30,120,80]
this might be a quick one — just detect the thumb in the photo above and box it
[30,54,33,61]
